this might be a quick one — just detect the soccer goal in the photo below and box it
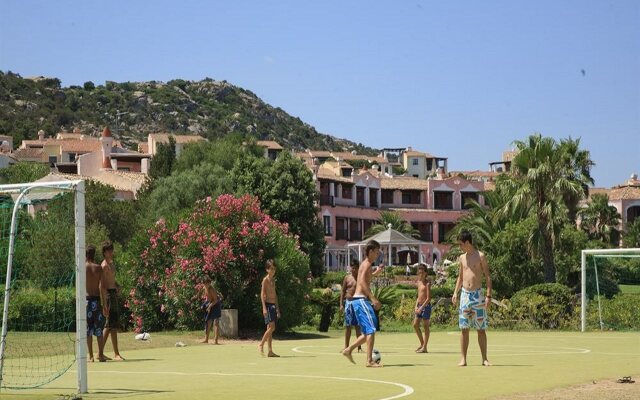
[0,180,87,393]
[581,247,640,332]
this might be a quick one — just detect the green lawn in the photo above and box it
[619,284,640,294]
[2,331,639,400]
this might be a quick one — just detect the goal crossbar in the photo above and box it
[0,180,87,393]
[580,248,640,332]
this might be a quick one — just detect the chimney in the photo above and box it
[38,130,45,141]
[100,127,113,170]
[437,167,445,179]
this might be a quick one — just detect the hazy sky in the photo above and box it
[1,0,638,187]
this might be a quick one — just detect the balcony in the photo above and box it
[349,230,362,241]
[336,228,349,241]
[319,195,335,206]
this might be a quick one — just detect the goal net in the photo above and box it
[0,180,86,393]
[581,248,640,332]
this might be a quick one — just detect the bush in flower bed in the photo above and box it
[127,194,312,332]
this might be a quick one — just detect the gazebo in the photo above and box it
[347,224,428,267]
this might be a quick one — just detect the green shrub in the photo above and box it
[314,271,346,288]
[586,294,640,330]
[3,286,75,332]
[510,283,576,329]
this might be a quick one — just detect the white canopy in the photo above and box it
[347,224,428,266]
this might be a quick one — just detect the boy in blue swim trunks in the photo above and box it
[452,230,492,367]
[200,278,223,344]
[412,263,431,353]
[86,245,107,362]
[340,261,362,352]
[341,240,382,367]
[259,259,280,357]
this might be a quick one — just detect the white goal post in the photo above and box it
[0,180,86,393]
[580,247,640,332]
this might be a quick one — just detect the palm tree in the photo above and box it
[558,137,595,223]
[364,210,420,239]
[622,219,640,248]
[578,193,621,245]
[501,134,583,283]
[450,184,529,249]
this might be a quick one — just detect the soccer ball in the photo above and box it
[372,349,381,364]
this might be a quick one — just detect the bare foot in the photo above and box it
[415,348,427,353]
[102,355,112,361]
[89,357,95,363]
[342,349,355,364]
[366,362,383,368]
[482,360,492,366]
[212,342,220,345]
[113,355,125,361]
[200,339,209,344]
[98,356,107,363]
[458,359,467,367]
[267,352,280,358]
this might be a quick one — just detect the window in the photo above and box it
[461,191,479,209]
[426,159,433,171]
[363,219,374,236]
[323,216,332,236]
[336,218,348,240]
[342,184,353,199]
[434,191,453,209]
[412,222,433,242]
[401,190,421,204]
[356,187,365,206]
[381,189,394,204]
[413,174,419,178]
[349,219,361,241]
[369,189,378,207]
[48,155,57,165]
[341,168,352,177]
[438,222,456,243]
[412,158,419,166]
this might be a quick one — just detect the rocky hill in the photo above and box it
[0,71,377,153]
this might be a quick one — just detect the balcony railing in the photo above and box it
[320,195,335,206]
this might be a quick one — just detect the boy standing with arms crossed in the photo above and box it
[341,240,382,367]
[101,241,125,361]
[413,263,431,353]
[259,259,280,357]
[452,230,492,367]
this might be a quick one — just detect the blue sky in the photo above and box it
[1,0,638,187]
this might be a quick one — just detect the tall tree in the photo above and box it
[148,136,176,180]
[578,193,621,246]
[232,151,326,276]
[501,134,583,282]
[559,137,595,223]
[364,210,420,239]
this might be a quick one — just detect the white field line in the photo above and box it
[90,370,414,400]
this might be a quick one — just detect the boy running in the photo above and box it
[259,259,280,357]
[201,278,223,344]
[341,240,382,367]
[340,261,362,352]
[86,245,107,362]
[413,263,431,353]
[452,230,492,367]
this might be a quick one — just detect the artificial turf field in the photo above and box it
[2,331,639,400]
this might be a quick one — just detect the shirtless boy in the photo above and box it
[201,278,223,344]
[340,261,362,352]
[101,241,124,361]
[341,240,382,367]
[452,230,492,367]
[413,263,431,353]
[86,245,107,362]
[259,259,280,357]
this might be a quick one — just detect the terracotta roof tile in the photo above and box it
[13,147,46,160]
[608,186,640,201]
[380,177,429,190]
[256,140,283,150]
